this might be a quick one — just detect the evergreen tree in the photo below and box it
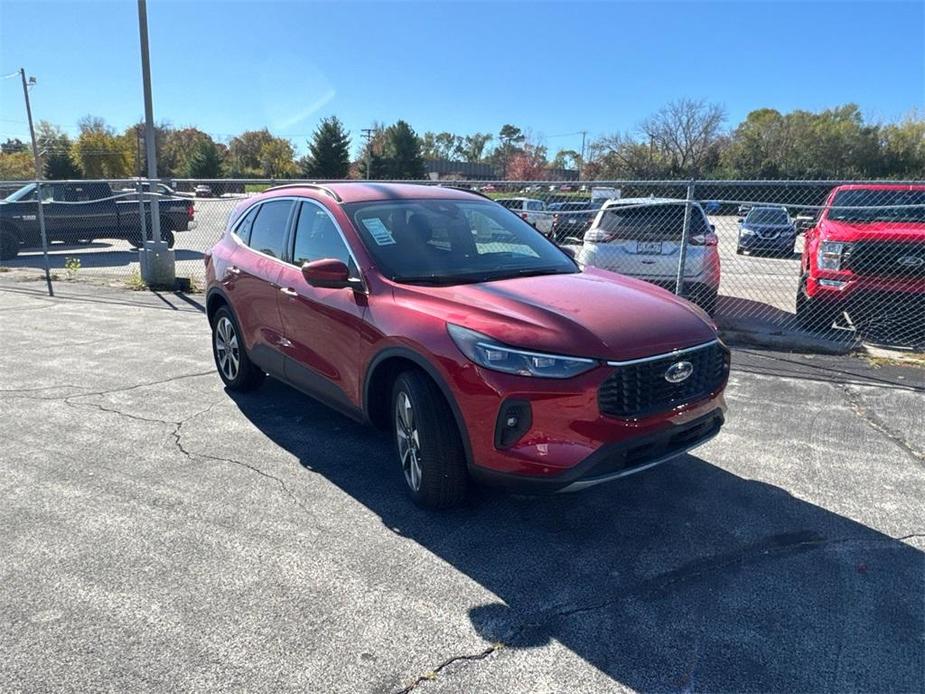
[301,117,351,178]
[380,120,425,179]
[186,138,223,178]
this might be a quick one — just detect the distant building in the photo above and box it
[424,159,498,181]
[544,167,580,182]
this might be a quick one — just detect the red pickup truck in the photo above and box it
[796,183,925,331]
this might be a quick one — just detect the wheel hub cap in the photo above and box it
[395,391,422,491]
[214,317,240,380]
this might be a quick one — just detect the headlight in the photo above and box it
[740,227,755,236]
[447,324,597,379]
[818,241,850,270]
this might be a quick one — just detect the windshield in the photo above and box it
[4,183,37,202]
[597,203,709,241]
[345,199,577,285]
[828,189,925,223]
[746,207,789,224]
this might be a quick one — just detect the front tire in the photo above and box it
[211,307,265,391]
[392,370,468,508]
[795,275,840,332]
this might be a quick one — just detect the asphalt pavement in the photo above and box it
[0,278,923,693]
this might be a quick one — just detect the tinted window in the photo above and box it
[346,199,576,285]
[234,205,260,245]
[247,200,292,257]
[292,203,351,267]
[526,200,544,211]
[746,207,789,224]
[497,199,523,210]
[829,189,925,223]
[598,204,709,241]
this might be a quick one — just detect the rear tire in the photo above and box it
[211,306,265,391]
[391,370,468,509]
[0,228,20,260]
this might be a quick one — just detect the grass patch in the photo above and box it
[245,183,270,193]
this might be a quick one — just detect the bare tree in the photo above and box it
[640,98,726,175]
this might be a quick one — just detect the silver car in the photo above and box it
[576,198,721,314]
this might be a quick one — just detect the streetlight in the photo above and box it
[19,69,54,297]
[136,0,175,286]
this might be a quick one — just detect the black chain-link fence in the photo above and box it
[1,177,923,350]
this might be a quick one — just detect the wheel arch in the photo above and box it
[206,287,231,326]
[363,347,474,469]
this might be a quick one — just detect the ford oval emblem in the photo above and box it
[664,360,694,384]
[898,255,924,268]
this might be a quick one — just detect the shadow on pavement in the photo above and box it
[9,245,204,270]
[230,378,923,692]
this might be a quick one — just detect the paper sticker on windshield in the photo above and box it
[361,217,396,246]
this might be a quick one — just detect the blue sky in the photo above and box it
[1,1,923,157]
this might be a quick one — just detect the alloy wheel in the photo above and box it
[395,391,423,491]
[214,316,240,381]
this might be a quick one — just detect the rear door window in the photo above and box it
[247,200,293,258]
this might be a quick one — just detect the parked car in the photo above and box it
[0,181,195,259]
[495,197,553,234]
[194,184,213,198]
[576,198,721,314]
[549,201,600,242]
[796,183,925,331]
[737,203,752,217]
[119,181,179,197]
[736,205,797,256]
[794,213,816,232]
[205,183,729,508]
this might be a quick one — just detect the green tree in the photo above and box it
[227,129,275,176]
[492,124,525,177]
[0,151,34,179]
[162,127,215,178]
[72,116,132,177]
[462,133,493,162]
[258,137,296,177]
[879,112,925,178]
[36,121,81,179]
[186,138,223,178]
[378,120,426,179]
[300,116,351,178]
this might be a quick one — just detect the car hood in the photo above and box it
[392,268,717,361]
[821,219,925,243]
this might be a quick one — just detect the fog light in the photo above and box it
[819,279,848,289]
[495,400,532,449]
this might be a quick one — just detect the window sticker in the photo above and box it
[361,217,397,246]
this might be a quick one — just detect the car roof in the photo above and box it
[831,183,925,192]
[259,182,486,205]
[747,205,788,211]
[602,197,694,207]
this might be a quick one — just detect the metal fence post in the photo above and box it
[136,179,148,246]
[675,178,695,296]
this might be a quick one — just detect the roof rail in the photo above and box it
[442,185,492,200]
[262,182,343,203]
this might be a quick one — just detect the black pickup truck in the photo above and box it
[0,181,195,260]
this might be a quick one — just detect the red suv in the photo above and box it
[797,183,925,331]
[205,183,728,508]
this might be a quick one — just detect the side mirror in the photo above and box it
[559,245,576,259]
[301,258,351,289]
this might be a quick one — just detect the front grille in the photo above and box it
[845,241,925,279]
[598,342,729,418]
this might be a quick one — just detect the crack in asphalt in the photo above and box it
[0,370,214,401]
[393,645,504,694]
[62,392,312,516]
[836,383,925,465]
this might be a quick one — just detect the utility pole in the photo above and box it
[361,128,375,180]
[136,0,174,286]
[20,68,54,297]
[578,130,588,181]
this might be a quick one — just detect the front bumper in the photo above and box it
[738,234,794,252]
[471,408,725,492]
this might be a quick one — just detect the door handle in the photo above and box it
[279,287,298,297]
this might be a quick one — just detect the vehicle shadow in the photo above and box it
[229,379,923,691]
[7,247,204,270]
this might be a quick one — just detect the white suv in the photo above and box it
[576,198,721,314]
[496,197,553,235]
